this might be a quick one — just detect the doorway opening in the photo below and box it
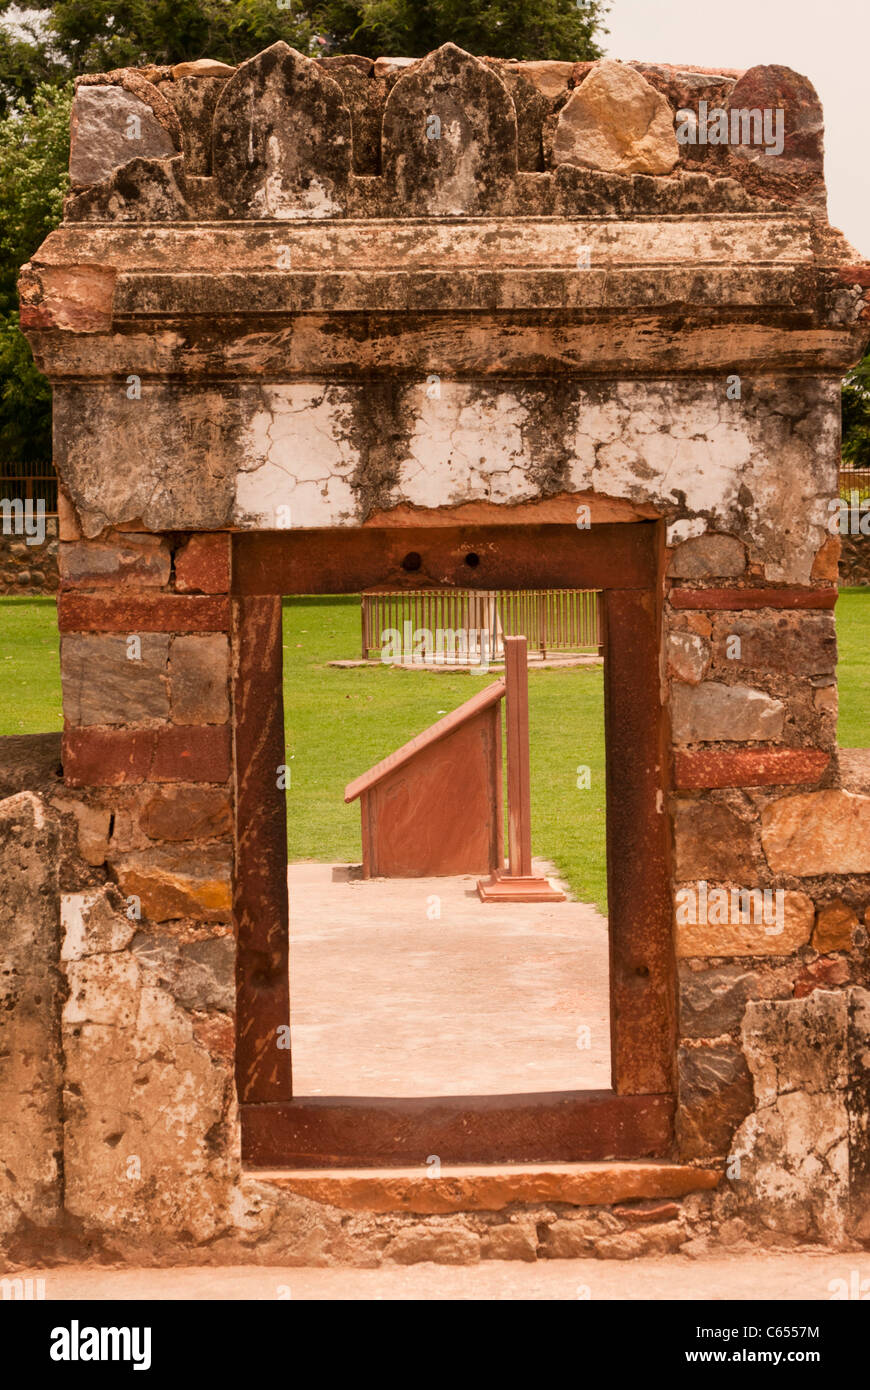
[232,520,674,1166]
[282,591,609,1099]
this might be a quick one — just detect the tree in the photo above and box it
[318,1,608,60]
[7,0,607,83]
[841,352,870,473]
[15,2,321,76]
[0,80,72,462]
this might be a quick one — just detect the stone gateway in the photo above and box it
[1,44,868,1266]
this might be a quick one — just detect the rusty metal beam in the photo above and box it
[233,595,293,1103]
[241,1091,674,1168]
[602,588,676,1097]
[232,523,657,596]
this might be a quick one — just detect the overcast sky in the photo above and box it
[605,0,870,256]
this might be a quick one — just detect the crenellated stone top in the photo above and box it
[63,43,828,223]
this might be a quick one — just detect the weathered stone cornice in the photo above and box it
[20,214,869,379]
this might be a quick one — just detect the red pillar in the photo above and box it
[478,635,565,903]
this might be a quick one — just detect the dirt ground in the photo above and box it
[288,860,610,1095]
[11,1250,869,1300]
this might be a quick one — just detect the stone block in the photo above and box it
[60,888,135,960]
[373,57,416,78]
[171,60,235,80]
[672,681,785,743]
[70,85,177,185]
[131,931,235,1010]
[669,534,746,579]
[677,1043,754,1159]
[813,900,859,954]
[710,612,836,677]
[794,956,850,998]
[675,884,814,958]
[725,65,825,205]
[811,535,840,581]
[0,732,62,799]
[162,75,229,176]
[611,1200,679,1224]
[61,634,169,725]
[386,1224,480,1265]
[729,991,857,1245]
[674,748,830,789]
[61,957,232,1242]
[673,799,755,880]
[63,725,231,786]
[149,725,231,782]
[58,798,112,866]
[670,588,836,611]
[58,593,230,633]
[174,534,230,593]
[511,60,574,100]
[170,635,230,724]
[553,60,679,175]
[59,534,171,589]
[814,685,838,717]
[140,785,232,841]
[762,790,870,875]
[382,45,517,214]
[539,1216,609,1258]
[667,631,710,685]
[63,952,140,1027]
[480,1222,538,1261]
[596,1222,687,1258]
[213,43,352,218]
[678,961,797,1039]
[743,990,850,1103]
[57,486,82,541]
[109,845,233,921]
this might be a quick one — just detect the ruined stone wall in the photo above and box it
[2,43,869,1265]
[663,531,870,1243]
[0,517,59,594]
[1,768,867,1264]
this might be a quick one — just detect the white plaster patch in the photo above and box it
[63,954,140,1028]
[397,386,532,508]
[232,376,837,582]
[60,892,95,962]
[668,518,706,545]
[236,384,358,527]
[60,887,136,960]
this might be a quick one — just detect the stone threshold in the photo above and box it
[246,1161,721,1216]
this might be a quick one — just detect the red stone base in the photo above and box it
[477,872,566,903]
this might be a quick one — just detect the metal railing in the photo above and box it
[839,468,870,501]
[0,463,58,515]
[362,588,602,661]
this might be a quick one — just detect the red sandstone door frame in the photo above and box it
[231,521,676,1167]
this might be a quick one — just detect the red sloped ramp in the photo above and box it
[344,681,505,878]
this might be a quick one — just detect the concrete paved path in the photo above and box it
[13,1251,868,1300]
[287,861,610,1096]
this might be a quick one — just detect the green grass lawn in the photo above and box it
[833,588,870,748]
[2,587,868,914]
[0,597,64,733]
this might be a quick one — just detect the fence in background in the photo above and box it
[0,463,58,515]
[839,468,870,501]
[362,588,602,661]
